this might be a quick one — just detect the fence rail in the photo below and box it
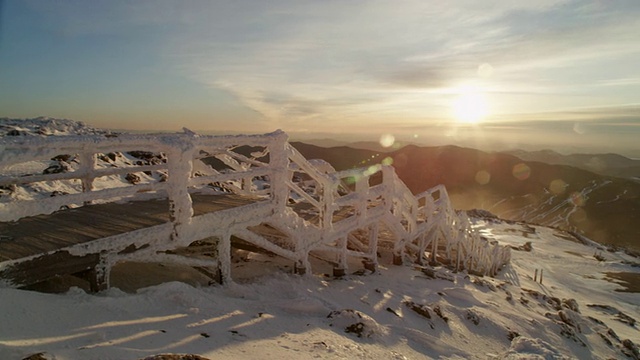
[0,130,510,290]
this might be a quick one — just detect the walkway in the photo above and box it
[0,130,511,291]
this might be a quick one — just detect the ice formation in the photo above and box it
[0,129,510,288]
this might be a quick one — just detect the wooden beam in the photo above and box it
[0,251,99,288]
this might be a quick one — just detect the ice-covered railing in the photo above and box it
[0,129,510,290]
[404,185,511,276]
[0,131,287,222]
[280,145,510,276]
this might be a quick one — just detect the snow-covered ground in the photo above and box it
[0,219,638,360]
[1,118,638,359]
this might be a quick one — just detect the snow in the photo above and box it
[1,118,638,359]
[0,117,110,137]
[0,222,638,359]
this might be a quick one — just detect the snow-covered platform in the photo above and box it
[0,130,510,291]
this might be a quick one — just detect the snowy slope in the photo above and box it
[0,219,638,360]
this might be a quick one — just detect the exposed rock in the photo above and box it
[43,162,69,174]
[129,150,156,160]
[432,305,448,323]
[507,329,521,341]
[470,276,497,291]
[598,331,614,346]
[545,311,586,346]
[466,309,480,325]
[22,353,53,360]
[403,300,431,319]
[125,173,141,184]
[607,328,622,344]
[505,290,513,302]
[139,355,211,360]
[98,152,118,162]
[621,339,640,360]
[386,307,400,317]
[50,190,69,197]
[421,266,454,282]
[616,312,637,327]
[7,129,28,136]
[546,296,562,311]
[587,304,637,327]
[327,309,386,339]
[129,150,167,165]
[51,154,72,162]
[562,298,580,313]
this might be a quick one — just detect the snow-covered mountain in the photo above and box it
[1,118,638,360]
[0,117,110,137]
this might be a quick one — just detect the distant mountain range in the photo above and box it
[291,142,640,253]
[501,149,640,180]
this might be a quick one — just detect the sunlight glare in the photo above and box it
[453,87,489,124]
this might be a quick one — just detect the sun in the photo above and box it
[452,87,489,124]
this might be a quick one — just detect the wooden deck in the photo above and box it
[0,194,263,262]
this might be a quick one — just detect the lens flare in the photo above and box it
[475,170,491,185]
[549,179,567,194]
[379,134,395,148]
[570,192,586,207]
[512,163,531,181]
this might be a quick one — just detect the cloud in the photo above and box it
[15,0,640,134]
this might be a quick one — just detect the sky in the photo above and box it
[0,1,639,156]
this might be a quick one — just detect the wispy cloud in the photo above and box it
[163,1,637,129]
[10,0,640,138]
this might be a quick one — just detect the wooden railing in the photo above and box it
[0,130,510,289]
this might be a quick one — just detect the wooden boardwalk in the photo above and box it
[0,131,511,292]
[0,194,261,262]
[0,194,269,290]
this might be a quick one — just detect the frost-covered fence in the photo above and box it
[0,130,510,290]
[0,131,288,221]
[0,130,291,288]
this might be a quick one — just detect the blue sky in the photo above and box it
[1,1,639,155]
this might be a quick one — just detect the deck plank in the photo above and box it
[0,194,262,261]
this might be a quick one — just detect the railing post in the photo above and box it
[217,233,231,284]
[269,131,289,212]
[381,165,394,213]
[368,222,379,264]
[333,236,348,277]
[79,149,96,205]
[355,174,368,220]
[167,137,195,241]
[79,150,96,193]
[322,183,336,229]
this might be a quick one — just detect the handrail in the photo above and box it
[0,129,510,289]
